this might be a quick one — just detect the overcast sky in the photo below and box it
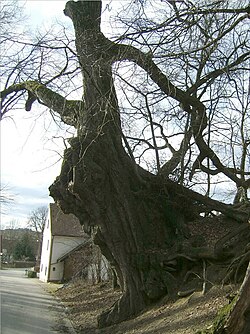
[1,1,71,229]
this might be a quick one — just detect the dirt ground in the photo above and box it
[48,279,238,334]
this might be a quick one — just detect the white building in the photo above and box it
[39,203,88,282]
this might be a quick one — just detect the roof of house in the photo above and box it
[49,203,87,238]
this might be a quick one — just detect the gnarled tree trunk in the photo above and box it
[1,0,250,330]
[46,0,250,328]
[49,0,185,327]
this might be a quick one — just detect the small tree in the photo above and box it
[27,206,48,236]
[13,232,35,261]
[27,206,48,265]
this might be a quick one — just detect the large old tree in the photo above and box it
[1,0,250,331]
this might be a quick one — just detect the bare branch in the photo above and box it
[0,81,83,126]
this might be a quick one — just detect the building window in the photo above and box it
[47,240,49,250]
[53,267,56,271]
[41,264,43,272]
[45,267,47,276]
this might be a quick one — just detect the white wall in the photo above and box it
[39,216,52,282]
[48,235,86,281]
[39,206,86,282]
[49,262,64,281]
[51,236,85,264]
[40,230,86,282]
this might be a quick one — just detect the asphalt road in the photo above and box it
[0,268,75,334]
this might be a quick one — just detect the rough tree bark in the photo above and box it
[222,261,250,334]
[47,2,184,326]
[50,1,250,327]
[1,0,250,329]
[47,0,189,326]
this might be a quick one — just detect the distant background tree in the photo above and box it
[0,220,19,263]
[27,206,48,266]
[1,227,39,264]
[0,185,14,216]
[13,232,35,261]
[27,206,48,236]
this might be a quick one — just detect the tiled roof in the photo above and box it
[49,203,86,237]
